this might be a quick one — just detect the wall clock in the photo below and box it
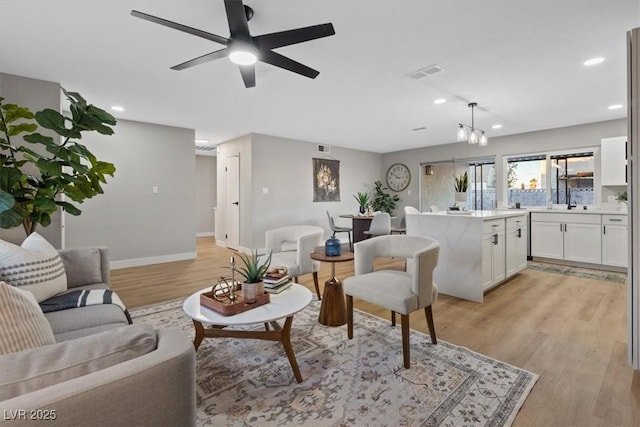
[386,163,411,192]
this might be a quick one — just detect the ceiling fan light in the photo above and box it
[229,49,257,65]
[457,125,467,142]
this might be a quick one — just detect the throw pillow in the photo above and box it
[0,232,67,302]
[59,247,104,288]
[0,324,157,401]
[0,282,56,355]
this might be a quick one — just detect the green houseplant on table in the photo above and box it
[0,89,116,235]
[454,171,469,204]
[236,250,272,303]
[353,191,370,215]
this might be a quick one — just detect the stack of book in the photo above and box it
[263,271,292,294]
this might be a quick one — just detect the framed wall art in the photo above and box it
[313,158,340,202]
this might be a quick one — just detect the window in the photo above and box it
[506,155,547,207]
[505,150,595,208]
[550,152,594,205]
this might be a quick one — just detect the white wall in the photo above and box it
[216,133,383,250]
[64,118,197,267]
[195,155,216,236]
[383,119,627,211]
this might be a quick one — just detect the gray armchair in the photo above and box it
[343,235,440,368]
[264,225,324,299]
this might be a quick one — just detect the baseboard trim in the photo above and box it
[196,232,214,237]
[111,251,197,270]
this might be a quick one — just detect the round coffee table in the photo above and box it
[310,250,354,327]
[183,283,312,383]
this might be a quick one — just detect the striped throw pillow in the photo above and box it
[0,232,67,302]
[0,282,56,355]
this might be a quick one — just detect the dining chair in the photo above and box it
[326,211,352,251]
[363,212,391,238]
[404,206,420,215]
[390,215,406,234]
[343,235,440,368]
[263,225,324,299]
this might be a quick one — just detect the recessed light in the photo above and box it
[195,139,210,144]
[583,57,604,66]
[433,98,446,105]
[492,124,503,129]
[608,104,623,110]
[111,106,124,112]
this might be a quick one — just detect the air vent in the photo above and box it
[318,144,331,153]
[195,145,216,151]
[407,64,444,80]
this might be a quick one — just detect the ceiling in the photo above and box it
[0,1,638,153]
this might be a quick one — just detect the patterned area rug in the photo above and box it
[130,298,538,426]
[527,261,627,284]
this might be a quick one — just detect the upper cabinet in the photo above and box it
[601,136,627,186]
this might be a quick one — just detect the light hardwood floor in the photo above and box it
[111,237,640,426]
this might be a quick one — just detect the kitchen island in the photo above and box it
[406,210,528,303]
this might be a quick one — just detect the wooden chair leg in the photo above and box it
[391,311,396,326]
[424,306,437,344]
[401,314,410,368]
[312,271,321,300]
[347,295,354,339]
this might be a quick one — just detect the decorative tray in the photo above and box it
[200,288,270,316]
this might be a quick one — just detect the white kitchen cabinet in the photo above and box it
[482,219,505,290]
[601,136,627,186]
[602,215,628,267]
[531,212,601,263]
[506,216,528,276]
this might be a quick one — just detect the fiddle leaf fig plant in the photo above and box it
[0,88,116,235]
[371,180,399,215]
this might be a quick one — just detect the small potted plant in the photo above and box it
[454,171,469,203]
[236,250,272,303]
[353,191,370,215]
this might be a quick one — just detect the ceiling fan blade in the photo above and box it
[254,23,335,50]
[239,65,256,88]
[131,10,228,45]
[224,0,251,40]
[171,49,228,71]
[260,51,319,79]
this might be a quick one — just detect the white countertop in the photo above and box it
[421,210,527,219]
[524,208,627,215]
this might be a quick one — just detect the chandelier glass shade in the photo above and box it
[457,102,488,146]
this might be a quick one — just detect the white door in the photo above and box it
[225,155,240,250]
[506,226,527,276]
[492,230,506,284]
[602,225,628,267]
[531,221,564,259]
[564,223,601,264]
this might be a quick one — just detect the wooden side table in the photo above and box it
[310,250,354,326]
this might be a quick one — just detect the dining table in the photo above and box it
[338,214,374,243]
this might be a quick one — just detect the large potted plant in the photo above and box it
[236,250,272,303]
[0,89,116,235]
[371,180,399,215]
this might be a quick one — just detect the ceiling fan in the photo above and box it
[131,0,335,88]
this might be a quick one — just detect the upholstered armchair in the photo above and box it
[343,235,440,368]
[264,225,324,299]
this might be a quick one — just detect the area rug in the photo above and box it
[527,261,627,284]
[130,298,538,426]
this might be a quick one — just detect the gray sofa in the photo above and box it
[0,247,197,426]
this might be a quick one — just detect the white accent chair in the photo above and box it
[430,205,443,212]
[326,211,352,251]
[363,212,391,238]
[405,206,420,215]
[343,235,440,368]
[264,225,324,299]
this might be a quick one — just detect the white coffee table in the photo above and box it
[183,283,312,383]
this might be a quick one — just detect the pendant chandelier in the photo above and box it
[457,102,488,146]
